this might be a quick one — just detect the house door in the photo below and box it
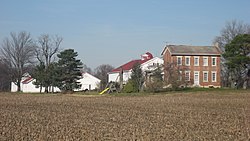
[194,71,199,86]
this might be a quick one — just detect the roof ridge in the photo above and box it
[167,44,213,47]
[166,45,221,55]
[111,58,150,72]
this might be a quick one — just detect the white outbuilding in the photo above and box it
[11,72,100,93]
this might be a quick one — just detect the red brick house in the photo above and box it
[161,45,221,88]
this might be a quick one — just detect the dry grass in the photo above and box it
[0,90,250,140]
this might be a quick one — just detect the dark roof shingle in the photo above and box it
[162,45,221,56]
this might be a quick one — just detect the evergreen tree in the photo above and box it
[223,34,250,88]
[56,49,83,93]
[35,34,62,93]
[146,66,163,92]
[32,62,46,93]
[47,62,60,93]
[130,63,144,92]
[32,62,59,93]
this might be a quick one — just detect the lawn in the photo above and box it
[0,90,249,140]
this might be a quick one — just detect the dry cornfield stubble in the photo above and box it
[0,91,250,140]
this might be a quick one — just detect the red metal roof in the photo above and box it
[22,77,33,84]
[111,58,151,72]
[111,52,154,72]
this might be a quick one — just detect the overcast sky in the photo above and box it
[0,0,250,69]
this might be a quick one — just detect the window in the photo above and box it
[185,56,190,66]
[212,57,217,66]
[203,57,208,66]
[194,56,199,66]
[185,71,190,81]
[212,71,217,82]
[203,71,208,82]
[177,56,182,65]
[153,63,159,67]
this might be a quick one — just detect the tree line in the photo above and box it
[0,32,114,92]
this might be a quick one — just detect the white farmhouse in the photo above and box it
[108,52,163,84]
[11,72,100,93]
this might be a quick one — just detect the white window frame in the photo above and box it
[177,56,182,66]
[212,57,217,66]
[194,56,199,66]
[185,56,190,66]
[211,71,217,82]
[203,71,208,82]
[185,71,190,81]
[203,56,208,66]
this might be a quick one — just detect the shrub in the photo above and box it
[122,80,135,93]
[145,79,163,93]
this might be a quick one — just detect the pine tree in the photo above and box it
[223,34,250,88]
[32,62,46,93]
[56,49,83,93]
[32,62,59,93]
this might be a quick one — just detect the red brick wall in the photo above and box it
[162,50,221,87]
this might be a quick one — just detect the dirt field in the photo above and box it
[0,90,250,140]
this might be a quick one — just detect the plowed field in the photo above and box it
[0,91,250,140]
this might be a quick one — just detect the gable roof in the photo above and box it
[22,77,33,84]
[111,52,154,73]
[81,72,101,82]
[111,59,150,72]
[161,45,221,56]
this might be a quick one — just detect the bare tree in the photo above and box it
[36,34,62,68]
[0,59,11,91]
[214,20,250,52]
[0,31,36,92]
[164,62,188,89]
[145,65,163,92]
[214,20,250,87]
[94,64,114,90]
[35,34,63,93]
[82,64,92,74]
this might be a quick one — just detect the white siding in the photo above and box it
[141,57,164,71]
[11,80,60,93]
[11,82,18,92]
[108,71,132,84]
[77,72,101,91]
[22,80,41,93]
[11,72,100,93]
[108,73,119,82]
[123,71,132,83]
[108,57,164,84]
